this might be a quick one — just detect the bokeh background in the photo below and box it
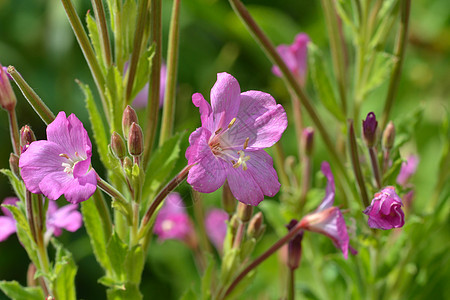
[0,0,449,299]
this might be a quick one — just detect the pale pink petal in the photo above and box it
[1,197,19,217]
[226,165,264,206]
[292,33,310,85]
[396,155,419,186]
[19,141,67,194]
[210,73,241,131]
[205,209,228,252]
[185,127,212,165]
[47,204,82,236]
[316,161,335,211]
[272,45,296,77]
[225,91,287,149]
[39,171,73,200]
[192,93,213,132]
[245,150,280,197]
[63,170,97,204]
[0,216,16,242]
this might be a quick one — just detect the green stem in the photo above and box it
[272,142,290,188]
[143,0,162,167]
[125,0,150,104]
[91,0,112,68]
[7,66,55,125]
[348,120,370,208]
[287,88,303,160]
[192,191,212,253]
[298,155,311,214]
[7,109,21,155]
[25,190,38,244]
[159,0,181,144]
[381,0,411,129]
[60,0,109,122]
[368,147,382,189]
[228,0,351,193]
[287,268,295,300]
[96,174,132,222]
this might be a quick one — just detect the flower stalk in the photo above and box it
[7,109,21,156]
[96,174,132,221]
[90,0,112,68]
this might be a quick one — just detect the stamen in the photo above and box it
[215,127,223,135]
[243,137,249,149]
[228,117,236,128]
[59,153,70,159]
[233,151,250,170]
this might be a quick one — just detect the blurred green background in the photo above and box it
[0,0,449,299]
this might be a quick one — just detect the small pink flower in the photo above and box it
[19,112,97,204]
[205,209,228,252]
[0,198,19,242]
[396,155,419,187]
[272,33,310,86]
[299,162,349,259]
[363,186,405,230]
[186,73,287,205]
[154,193,194,242]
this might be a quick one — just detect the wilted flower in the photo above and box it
[130,62,167,108]
[205,208,228,252]
[396,155,419,187]
[363,186,405,230]
[154,193,194,243]
[186,72,287,206]
[19,112,97,204]
[299,162,349,259]
[362,112,378,147]
[0,197,82,242]
[272,33,310,86]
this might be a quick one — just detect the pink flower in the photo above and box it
[130,62,167,108]
[19,112,97,204]
[186,73,287,206]
[205,209,228,252]
[363,186,405,230]
[0,197,82,242]
[272,33,310,86]
[396,155,419,187]
[299,162,349,259]
[154,193,194,242]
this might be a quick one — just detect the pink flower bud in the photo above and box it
[363,186,405,230]
[362,112,378,147]
[0,64,17,111]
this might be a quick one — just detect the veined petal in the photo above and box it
[19,141,67,194]
[72,157,92,178]
[187,150,227,194]
[0,216,16,242]
[316,161,335,211]
[192,93,213,131]
[226,91,287,149]
[226,165,264,206]
[63,170,97,204]
[210,73,241,130]
[39,171,74,200]
[245,150,280,197]
[185,127,212,165]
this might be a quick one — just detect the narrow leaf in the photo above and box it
[52,239,77,300]
[0,281,44,300]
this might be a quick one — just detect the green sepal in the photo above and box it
[0,280,44,300]
[240,238,256,260]
[180,287,198,300]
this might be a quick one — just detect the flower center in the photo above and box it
[161,219,175,232]
[59,152,83,174]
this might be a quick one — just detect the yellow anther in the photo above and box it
[243,137,249,149]
[228,118,236,128]
[59,153,70,159]
[215,127,223,135]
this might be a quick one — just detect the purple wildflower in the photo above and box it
[19,112,97,204]
[362,112,378,147]
[205,209,228,253]
[0,197,82,242]
[154,193,194,242]
[130,62,167,108]
[272,33,310,86]
[396,155,419,187]
[300,162,349,259]
[186,72,287,206]
[363,186,405,230]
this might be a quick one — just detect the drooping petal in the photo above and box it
[19,141,67,194]
[0,216,16,242]
[226,165,264,206]
[192,93,213,131]
[210,72,241,130]
[226,91,287,149]
[245,150,280,197]
[62,170,97,204]
[316,161,335,211]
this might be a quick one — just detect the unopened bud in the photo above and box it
[123,156,133,172]
[122,105,139,139]
[247,212,265,239]
[111,132,126,160]
[20,125,36,152]
[127,123,144,156]
[0,64,17,111]
[362,112,378,148]
[382,121,395,150]
[222,181,237,215]
[229,214,239,235]
[9,153,20,178]
[286,219,304,270]
[237,202,253,223]
[301,127,314,156]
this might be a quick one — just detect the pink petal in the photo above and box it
[1,197,19,217]
[0,216,16,242]
[272,45,297,77]
[292,33,310,85]
[185,127,212,165]
[245,150,280,197]
[316,161,335,211]
[192,93,213,132]
[226,91,287,149]
[39,171,74,200]
[63,169,97,204]
[205,209,228,252]
[47,203,82,236]
[210,73,241,131]
[132,83,149,108]
[226,165,264,206]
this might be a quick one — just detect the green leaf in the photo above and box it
[0,169,25,202]
[51,239,77,300]
[81,197,111,272]
[180,287,198,300]
[363,51,396,95]
[105,66,124,133]
[308,44,345,122]
[129,45,155,103]
[121,0,137,57]
[78,82,111,169]
[0,281,44,300]
[106,282,142,300]
[106,231,128,281]
[142,132,185,206]
[86,13,105,73]
[201,255,215,300]
[124,245,145,285]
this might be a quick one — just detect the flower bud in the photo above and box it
[237,202,253,223]
[123,156,133,172]
[0,64,17,111]
[301,127,314,156]
[9,153,20,178]
[111,132,126,160]
[247,212,265,240]
[222,181,237,215]
[286,219,304,270]
[363,186,404,230]
[20,125,36,152]
[382,121,395,150]
[362,112,378,148]
[127,122,144,156]
[122,105,139,139]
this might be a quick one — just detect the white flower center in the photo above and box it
[59,152,83,174]
[161,219,175,232]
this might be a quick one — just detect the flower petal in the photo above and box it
[0,216,16,242]
[316,161,335,211]
[272,45,296,77]
[19,140,67,194]
[245,150,280,197]
[47,203,82,236]
[39,171,74,200]
[63,170,97,204]
[210,72,241,130]
[226,165,264,206]
[192,93,213,131]
[1,197,19,217]
[185,127,212,165]
[226,91,287,149]
[205,209,228,252]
